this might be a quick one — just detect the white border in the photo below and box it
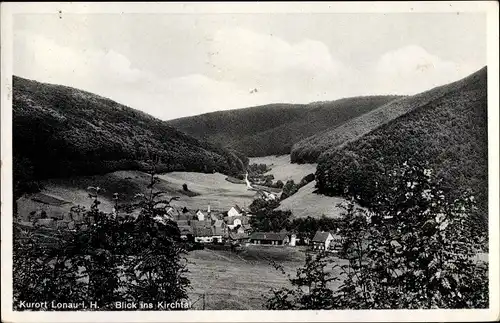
[1,2,499,322]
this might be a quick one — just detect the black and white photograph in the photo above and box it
[1,2,499,322]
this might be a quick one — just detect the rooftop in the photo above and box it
[312,231,333,243]
[30,193,70,206]
[248,232,288,241]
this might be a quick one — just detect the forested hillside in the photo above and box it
[167,96,399,157]
[13,76,248,198]
[315,67,488,231]
[291,68,487,164]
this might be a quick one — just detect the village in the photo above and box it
[158,202,344,253]
[16,190,344,254]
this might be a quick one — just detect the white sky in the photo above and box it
[13,13,486,120]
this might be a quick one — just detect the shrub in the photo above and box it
[13,164,190,310]
[280,180,300,201]
[265,161,488,309]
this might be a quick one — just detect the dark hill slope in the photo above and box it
[291,69,487,164]
[167,96,399,157]
[13,76,247,189]
[315,67,488,226]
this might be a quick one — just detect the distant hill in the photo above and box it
[167,96,400,157]
[315,67,488,229]
[291,68,487,164]
[13,76,248,197]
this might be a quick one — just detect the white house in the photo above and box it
[312,231,343,252]
[225,215,249,230]
[227,218,242,230]
[258,190,278,202]
[312,231,335,250]
[227,205,243,217]
[196,210,205,221]
[192,225,222,243]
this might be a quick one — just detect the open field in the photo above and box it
[17,156,333,219]
[185,245,345,310]
[249,155,317,183]
[158,172,258,211]
[17,169,260,219]
[276,181,350,219]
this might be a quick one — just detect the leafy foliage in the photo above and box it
[249,209,292,233]
[13,164,190,310]
[280,173,315,201]
[265,161,488,309]
[280,180,299,201]
[168,96,399,157]
[266,252,339,310]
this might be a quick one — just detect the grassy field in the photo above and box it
[16,156,333,219]
[248,155,351,219]
[17,169,260,218]
[185,245,345,310]
[249,155,317,183]
[276,181,350,219]
[158,172,258,212]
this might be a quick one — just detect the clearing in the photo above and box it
[18,170,259,217]
[276,181,350,219]
[249,155,317,183]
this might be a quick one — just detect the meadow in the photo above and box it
[185,245,346,310]
[249,155,316,183]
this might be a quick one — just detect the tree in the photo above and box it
[266,160,488,309]
[265,252,339,310]
[182,183,189,192]
[298,173,315,188]
[249,210,292,233]
[13,161,190,310]
[280,180,299,200]
[248,198,279,214]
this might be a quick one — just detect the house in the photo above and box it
[241,224,252,233]
[312,231,334,250]
[227,205,243,217]
[166,207,178,219]
[191,220,212,230]
[289,233,297,247]
[248,232,290,246]
[257,190,278,202]
[228,232,249,244]
[210,213,220,221]
[212,219,228,237]
[225,215,249,230]
[196,210,205,221]
[192,220,222,243]
[17,193,73,221]
[179,227,193,240]
[178,225,193,241]
[312,231,343,251]
[192,227,215,243]
[236,224,252,235]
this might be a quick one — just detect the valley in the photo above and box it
[12,66,490,311]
